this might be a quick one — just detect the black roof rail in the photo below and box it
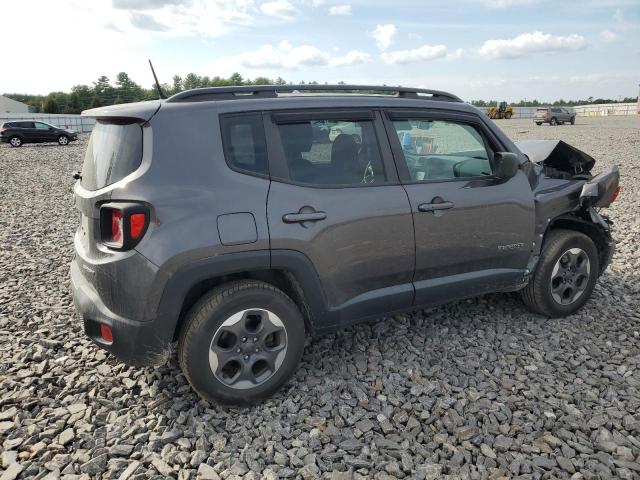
[166,84,463,103]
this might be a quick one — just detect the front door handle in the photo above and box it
[418,201,454,212]
[282,211,327,223]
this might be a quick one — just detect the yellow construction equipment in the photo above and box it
[487,101,514,119]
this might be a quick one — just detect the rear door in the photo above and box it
[384,109,535,307]
[18,121,36,141]
[266,109,415,326]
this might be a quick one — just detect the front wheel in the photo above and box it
[504,111,512,119]
[58,135,69,145]
[9,136,23,147]
[178,280,306,405]
[570,117,576,125]
[521,229,599,317]
[535,122,542,126]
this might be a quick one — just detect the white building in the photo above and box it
[0,95,29,114]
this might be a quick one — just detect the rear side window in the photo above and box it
[275,118,386,186]
[81,121,143,190]
[220,114,268,176]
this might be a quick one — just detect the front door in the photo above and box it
[266,110,415,327]
[34,122,55,142]
[385,110,535,307]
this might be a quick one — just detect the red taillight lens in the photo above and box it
[100,203,149,250]
[111,209,123,247]
[99,324,113,343]
[130,213,146,239]
[610,185,621,204]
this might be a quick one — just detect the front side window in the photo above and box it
[220,114,268,176]
[276,118,386,186]
[391,119,493,181]
[34,122,50,130]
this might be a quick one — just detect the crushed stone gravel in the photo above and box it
[0,116,639,479]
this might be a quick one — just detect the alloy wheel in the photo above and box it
[550,248,591,305]
[209,308,288,389]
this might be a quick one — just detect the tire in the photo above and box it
[57,135,69,145]
[521,229,599,318]
[570,117,575,125]
[504,111,512,119]
[9,136,22,147]
[535,122,542,126]
[550,117,558,126]
[178,280,306,405]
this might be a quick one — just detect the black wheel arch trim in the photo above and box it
[536,212,613,276]
[150,249,331,346]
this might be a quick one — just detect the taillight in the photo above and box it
[110,210,124,247]
[610,185,621,204]
[100,202,150,250]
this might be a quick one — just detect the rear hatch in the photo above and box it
[534,108,549,119]
[75,100,160,259]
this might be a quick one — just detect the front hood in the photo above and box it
[516,140,595,175]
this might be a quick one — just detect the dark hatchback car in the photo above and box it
[0,120,78,147]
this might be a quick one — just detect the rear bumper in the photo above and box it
[70,259,171,366]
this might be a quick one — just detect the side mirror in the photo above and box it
[494,152,520,179]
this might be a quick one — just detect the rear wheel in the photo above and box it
[521,229,599,317]
[535,122,542,126]
[550,117,558,126]
[57,135,69,145]
[570,117,576,125]
[504,111,512,119]
[9,136,22,147]
[178,280,306,405]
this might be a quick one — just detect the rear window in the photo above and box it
[81,121,143,190]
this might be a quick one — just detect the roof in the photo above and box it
[166,84,463,103]
[81,85,482,121]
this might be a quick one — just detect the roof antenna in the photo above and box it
[148,59,166,99]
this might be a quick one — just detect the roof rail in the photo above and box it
[166,84,463,103]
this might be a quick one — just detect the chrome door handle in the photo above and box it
[418,201,454,212]
[282,211,327,223]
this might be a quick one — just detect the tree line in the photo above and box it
[4,71,637,114]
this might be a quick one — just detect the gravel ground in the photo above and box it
[1,116,639,480]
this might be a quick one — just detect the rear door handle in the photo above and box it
[418,201,454,212]
[282,211,327,223]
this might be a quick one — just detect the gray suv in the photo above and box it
[534,107,576,126]
[71,85,619,404]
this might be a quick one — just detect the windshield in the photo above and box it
[81,121,143,190]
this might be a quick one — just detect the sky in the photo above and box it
[3,0,639,101]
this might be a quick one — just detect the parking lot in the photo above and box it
[0,116,639,479]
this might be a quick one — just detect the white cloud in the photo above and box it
[328,4,352,15]
[380,44,447,64]
[236,40,369,69]
[599,29,618,42]
[479,31,587,59]
[371,24,397,51]
[329,50,370,66]
[260,0,297,18]
[445,48,464,61]
[479,0,541,7]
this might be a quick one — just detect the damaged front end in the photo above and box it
[516,140,620,276]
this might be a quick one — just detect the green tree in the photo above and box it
[42,96,59,113]
[183,73,202,90]
[90,96,102,108]
[93,75,115,105]
[229,72,243,85]
[171,75,183,94]
[115,72,143,103]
